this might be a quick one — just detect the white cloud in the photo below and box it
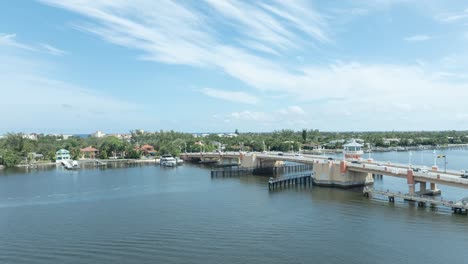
[0,33,36,51]
[40,43,66,56]
[0,54,148,133]
[1,33,66,56]
[404,34,431,42]
[279,106,305,115]
[435,9,468,22]
[37,0,468,131]
[200,88,258,104]
[226,106,306,124]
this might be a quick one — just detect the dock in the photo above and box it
[268,173,312,190]
[363,187,468,214]
[211,168,253,177]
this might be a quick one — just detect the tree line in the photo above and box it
[1,129,468,167]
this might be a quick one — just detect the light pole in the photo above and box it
[437,155,447,173]
[408,151,412,166]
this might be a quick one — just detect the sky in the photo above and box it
[1,0,468,134]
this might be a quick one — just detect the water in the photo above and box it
[1,150,468,264]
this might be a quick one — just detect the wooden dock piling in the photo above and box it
[268,173,312,191]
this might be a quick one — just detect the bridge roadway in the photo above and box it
[181,152,468,189]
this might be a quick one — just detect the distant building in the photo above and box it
[226,133,238,138]
[328,139,346,145]
[80,146,98,159]
[62,135,73,140]
[23,133,38,140]
[107,133,131,140]
[92,131,106,138]
[383,138,400,145]
[55,149,71,163]
[29,152,44,160]
[140,144,156,156]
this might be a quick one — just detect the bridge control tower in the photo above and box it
[343,140,363,160]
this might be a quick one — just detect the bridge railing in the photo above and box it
[348,163,468,185]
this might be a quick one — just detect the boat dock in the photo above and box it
[211,168,253,177]
[363,187,468,214]
[268,173,312,190]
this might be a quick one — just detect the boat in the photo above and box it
[176,157,184,165]
[61,160,79,170]
[160,154,177,167]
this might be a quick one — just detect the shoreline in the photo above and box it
[13,158,159,169]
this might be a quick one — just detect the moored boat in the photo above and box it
[160,154,177,167]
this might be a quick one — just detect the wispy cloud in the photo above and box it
[200,88,258,104]
[0,33,36,51]
[0,53,148,133]
[436,9,468,23]
[37,0,468,130]
[1,33,66,56]
[40,43,66,56]
[217,106,308,130]
[404,34,431,42]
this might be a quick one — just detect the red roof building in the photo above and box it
[140,144,156,156]
[80,146,98,159]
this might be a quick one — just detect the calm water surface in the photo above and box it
[1,149,468,264]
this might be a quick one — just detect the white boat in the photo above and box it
[61,160,79,170]
[176,157,184,165]
[160,154,177,167]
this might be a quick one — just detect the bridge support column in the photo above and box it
[312,162,372,187]
[419,182,426,193]
[428,182,441,195]
[407,169,415,195]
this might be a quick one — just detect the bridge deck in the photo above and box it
[182,152,468,188]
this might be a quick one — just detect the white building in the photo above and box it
[92,131,106,138]
[23,134,38,140]
[383,138,400,145]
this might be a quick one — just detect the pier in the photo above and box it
[211,168,253,178]
[268,173,312,190]
[363,187,468,214]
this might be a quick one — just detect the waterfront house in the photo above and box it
[140,144,156,156]
[29,152,44,161]
[80,146,98,159]
[56,149,71,163]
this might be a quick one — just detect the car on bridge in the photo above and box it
[461,170,468,178]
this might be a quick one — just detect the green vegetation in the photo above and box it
[1,129,468,168]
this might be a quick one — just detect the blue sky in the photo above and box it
[1,1,468,133]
